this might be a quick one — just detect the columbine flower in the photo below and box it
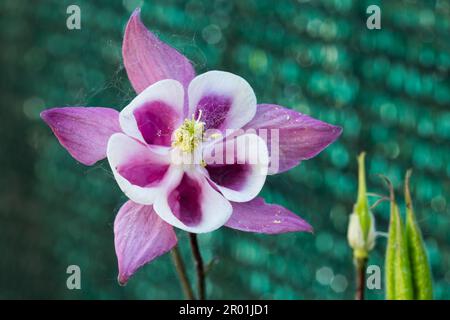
[41,9,342,284]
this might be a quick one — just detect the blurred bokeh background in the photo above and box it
[0,0,449,299]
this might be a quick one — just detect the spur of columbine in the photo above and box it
[41,9,342,284]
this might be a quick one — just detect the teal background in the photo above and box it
[0,0,449,299]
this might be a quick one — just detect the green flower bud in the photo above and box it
[385,182,413,300]
[347,212,376,259]
[393,204,414,299]
[348,152,376,259]
[385,190,397,300]
[405,170,433,300]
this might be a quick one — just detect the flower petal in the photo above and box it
[203,134,268,202]
[114,200,177,285]
[154,169,232,233]
[119,79,184,146]
[243,104,342,174]
[41,107,121,166]
[188,71,256,131]
[107,133,174,205]
[225,197,313,234]
[123,8,195,93]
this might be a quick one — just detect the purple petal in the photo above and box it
[195,95,232,130]
[243,104,342,174]
[168,173,203,226]
[207,163,250,191]
[107,133,172,205]
[188,71,256,131]
[225,197,313,234]
[154,170,232,233]
[118,160,169,188]
[114,200,177,285]
[119,80,184,146]
[203,134,268,203]
[133,101,181,146]
[41,107,121,166]
[123,8,195,93]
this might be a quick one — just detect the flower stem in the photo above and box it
[189,233,206,300]
[355,257,367,300]
[170,246,195,300]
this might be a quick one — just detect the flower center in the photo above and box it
[172,113,205,153]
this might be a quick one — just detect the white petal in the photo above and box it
[107,133,174,205]
[119,79,184,145]
[187,71,257,131]
[203,133,269,202]
[154,169,232,233]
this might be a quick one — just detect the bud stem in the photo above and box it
[355,257,367,300]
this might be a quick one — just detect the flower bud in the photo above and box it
[405,170,433,300]
[347,152,376,259]
[347,212,376,258]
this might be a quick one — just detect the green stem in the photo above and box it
[171,246,195,300]
[189,233,206,300]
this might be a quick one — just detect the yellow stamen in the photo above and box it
[172,113,205,153]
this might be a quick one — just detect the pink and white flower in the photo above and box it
[41,9,342,285]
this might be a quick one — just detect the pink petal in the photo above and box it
[243,104,342,174]
[41,107,121,166]
[123,8,195,93]
[119,79,184,146]
[203,134,269,202]
[154,169,232,233]
[225,197,313,234]
[107,133,172,205]
[188,71,256,132]
[114,200,177,285]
